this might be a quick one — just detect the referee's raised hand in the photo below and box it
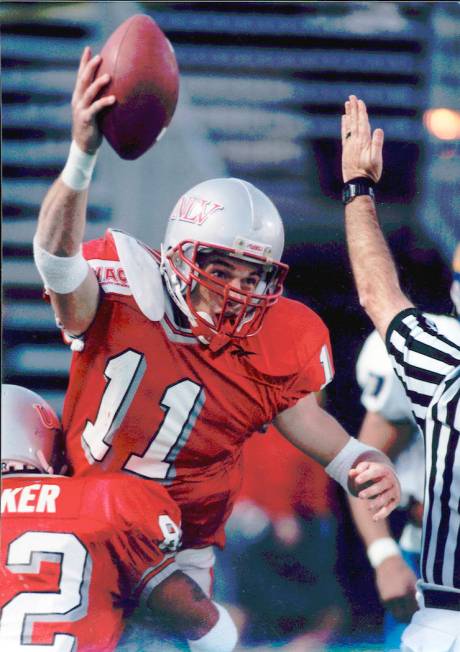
[342,94,384,184]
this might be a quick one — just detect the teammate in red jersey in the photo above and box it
[0,384,237,652]
[33,47,401,594]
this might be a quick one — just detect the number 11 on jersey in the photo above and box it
[81,349,205,480]
[125,379,204,479]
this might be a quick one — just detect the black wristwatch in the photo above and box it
[342,177,375,204]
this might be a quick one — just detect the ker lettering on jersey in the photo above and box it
[2,483,60,513]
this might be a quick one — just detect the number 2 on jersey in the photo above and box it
[82,349,205,480]
[0,532,90,651]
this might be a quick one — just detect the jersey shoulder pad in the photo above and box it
[111,229,164,321]
[248,297,333,384]
[83,229,164,321]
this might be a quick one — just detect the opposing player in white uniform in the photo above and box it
[350,315,460,649]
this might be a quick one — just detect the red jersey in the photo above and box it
[0,473,181,652]
[62,229,334,548]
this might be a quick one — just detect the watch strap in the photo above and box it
[342,177,375,204]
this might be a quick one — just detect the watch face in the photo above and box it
[342,185,353,204]
[342,183,374,204]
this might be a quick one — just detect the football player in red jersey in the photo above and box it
[0,384,237,652]
[33,48,401,595]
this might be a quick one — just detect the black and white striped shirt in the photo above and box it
[386,308,460,597]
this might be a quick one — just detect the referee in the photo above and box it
[341,95,460,651]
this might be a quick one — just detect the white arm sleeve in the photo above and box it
[187,602,237,652]
[33,238,89,294]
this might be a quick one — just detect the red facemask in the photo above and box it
[166,240,289,349]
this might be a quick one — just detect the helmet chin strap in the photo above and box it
[161,258,225,347]
[36,450,54,474]
[160,247,200,329]
[196,310,213,324]
[208,332,232,353]
[193,310,216,346]
[192,310,232,352]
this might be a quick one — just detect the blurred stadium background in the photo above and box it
[2,2,460,650]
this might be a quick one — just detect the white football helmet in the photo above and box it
[1,384,62,474]
[160,177,288,347]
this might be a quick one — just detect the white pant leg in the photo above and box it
[401,608,460,652]
[175,546,216,597]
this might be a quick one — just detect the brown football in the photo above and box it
[96,14,179,160]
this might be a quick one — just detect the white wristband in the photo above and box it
[367,537,401,569]
[61,140,98,191]
[325,438,381,495]
[33,237,89,294]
